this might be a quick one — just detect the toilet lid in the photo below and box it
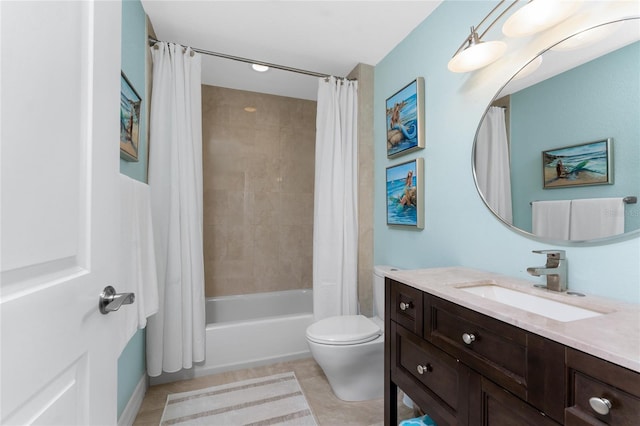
[306,315,382,345]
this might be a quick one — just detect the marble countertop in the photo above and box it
[386,267,640,373]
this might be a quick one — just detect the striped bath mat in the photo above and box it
[160,372,317,425]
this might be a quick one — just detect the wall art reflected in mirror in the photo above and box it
[542,138,613,189]
[473,18,639,244]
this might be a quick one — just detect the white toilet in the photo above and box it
[305,265,398,401]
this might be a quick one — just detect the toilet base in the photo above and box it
[307,335,384,401]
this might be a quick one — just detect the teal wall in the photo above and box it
[118,0,148,420]
[374,1,640,302]
[510,42,640,232]
[117,329,146,417]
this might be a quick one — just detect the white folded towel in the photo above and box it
[532,200,571,240]
[117,174,160,354]
[569,197,625,241]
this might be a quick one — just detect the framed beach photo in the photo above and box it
[542,138,613,189]
[386,77,425,158]
[120,71,141,162]
[386,158,424,229]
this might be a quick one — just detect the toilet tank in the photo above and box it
[373,265,400,321]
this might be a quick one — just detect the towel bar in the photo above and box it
[530,196,637,206]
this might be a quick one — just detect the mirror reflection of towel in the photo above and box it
[570,198,625,241]
[532,200,571,239]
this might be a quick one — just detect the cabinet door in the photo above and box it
[471,378,560,426]
[391,321,472,425]
[566,348,640,425]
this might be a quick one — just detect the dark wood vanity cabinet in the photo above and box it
[389,278,423,335]
[474,376,559,426]
[565,348,640,425]
[385,278,640,426]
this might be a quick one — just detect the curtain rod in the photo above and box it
[148,37,346,80]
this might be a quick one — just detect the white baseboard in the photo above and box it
[118,375,148,426]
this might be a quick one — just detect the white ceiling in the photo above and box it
[140,1,442,100]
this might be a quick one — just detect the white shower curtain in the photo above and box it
[313,76,359,321]
[475,106,513,224]
[146,42,205,376]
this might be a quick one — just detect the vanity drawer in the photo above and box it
[566,348,640,425]
[425,295,528,399]
[389,279,423,335]
[475,377,560,426]
[391,321,471,425]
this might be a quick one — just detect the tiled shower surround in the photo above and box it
[202,85,317,297]
[201,65,375,315]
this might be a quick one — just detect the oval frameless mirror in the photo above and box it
[473,18,640,245]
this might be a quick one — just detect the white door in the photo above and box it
[1,1,123,424]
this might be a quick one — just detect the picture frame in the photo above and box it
[542,138,613,189]
[120,71,141,162]
[386,77,425,158]
[386,158,424,229]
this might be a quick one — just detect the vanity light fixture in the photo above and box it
[243,106,257,112]
[448,0,519,73]
[449,0,583,73]
[251,64,269,72]
[502,0,582,38]
[447,28,508,73]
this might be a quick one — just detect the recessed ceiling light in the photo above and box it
[251,64,269,72]
[244,107,257,113]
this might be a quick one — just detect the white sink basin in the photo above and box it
[459,285,604,322]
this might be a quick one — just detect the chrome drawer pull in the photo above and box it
[589,397,612,415]
[417,364,432,375]
[399,301,413,311]
[462,333,476,345]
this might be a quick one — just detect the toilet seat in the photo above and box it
[306,315,382,345]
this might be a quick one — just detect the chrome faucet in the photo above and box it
[526,250,567,292]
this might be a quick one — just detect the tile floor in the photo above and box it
[133,357,415,425]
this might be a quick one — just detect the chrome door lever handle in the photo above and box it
[99,286,135,314]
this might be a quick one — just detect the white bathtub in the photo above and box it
[151,289,314,385]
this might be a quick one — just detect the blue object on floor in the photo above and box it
[399,414,437,426]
